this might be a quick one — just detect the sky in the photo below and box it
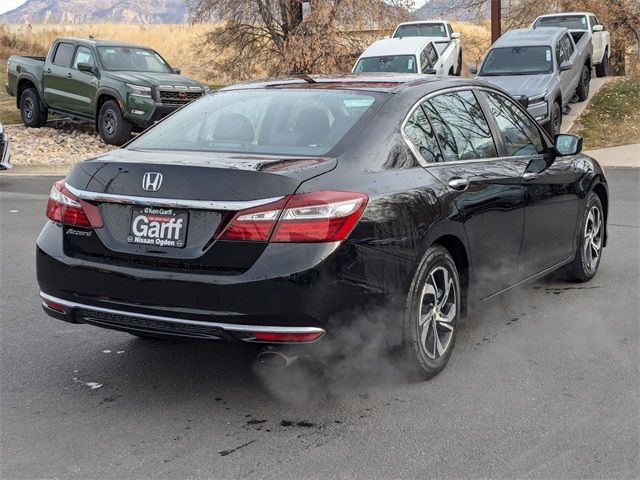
[0,0,429,15]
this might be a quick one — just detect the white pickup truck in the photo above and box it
[532,12,611,77]
[392,20,462,76]
[353,37,456,76]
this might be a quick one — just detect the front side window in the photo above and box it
[426,44,438,66]
[403,104,442,163]
[52,42,74,67]
[483,92,544,156]
[480,47,553,76]
[423,90,497,162]
[562,35,575,59]
[72,46,94,69]
[97,47,171,73]
[129,89,385,157]
[354,55,417,74]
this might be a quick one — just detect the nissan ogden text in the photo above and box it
[36,74,608,378]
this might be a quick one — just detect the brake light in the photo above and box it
[218,191,367,243]
[46,180,103,228]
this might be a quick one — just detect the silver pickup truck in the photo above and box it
[471,27,593,135]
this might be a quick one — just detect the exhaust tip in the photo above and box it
[257,351,298,369]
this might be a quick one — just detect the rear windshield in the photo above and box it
[129,89,386,157]
[354,55,418,74]
[533,15,588,30]
[394,23,447,38]
[480,46,553,76]
[97,46,171,72]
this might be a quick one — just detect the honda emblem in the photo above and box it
[142,172,163,192]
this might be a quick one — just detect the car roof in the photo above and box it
[491,27,567,47]
[56,37,153,50]
[220,73,477,94]
[535,12,591,18]
[395,20,449,26]
[359,37,434,58]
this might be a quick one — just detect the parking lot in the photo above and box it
[1,171,638,479]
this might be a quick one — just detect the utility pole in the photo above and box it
[491,0,501,43]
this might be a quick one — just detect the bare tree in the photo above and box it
[187,0,414,81]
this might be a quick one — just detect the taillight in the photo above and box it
[218,191,367,243]
[46,180,103,228]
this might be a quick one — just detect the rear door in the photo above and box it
[414,89,527,297]
[43,41,75,110]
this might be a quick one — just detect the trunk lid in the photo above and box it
[64,149,336,272]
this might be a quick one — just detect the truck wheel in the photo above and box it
[456,50,463,76]
[595,50,609,78]
[545,101,562,137]
[98,100,133,146]
[20,88,47,128]
[576,65,590,102]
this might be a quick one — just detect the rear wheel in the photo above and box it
[576,65,590,101]
[596,50,609,77]
[545,101,562,136]
[561,192,604,282]
[404,245,460,379]
[20,88,47,128]
[98,99,133,146]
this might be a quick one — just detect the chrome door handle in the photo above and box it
[66,73,73,78]
[523,171,538,181]
[448,177,469,191]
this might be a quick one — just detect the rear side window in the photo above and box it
[423,90,497,162]
[129,89,386,157]
[52,43,74,67]
[404,104,443,163]
[483,92,544,156]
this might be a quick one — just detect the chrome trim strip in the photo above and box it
[40,292,325,335]
[64,183,284,211]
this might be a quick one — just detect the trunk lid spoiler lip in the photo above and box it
[64,183,285,212]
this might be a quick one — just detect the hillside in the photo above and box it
[414,0,489,21]
[0,0,189,24]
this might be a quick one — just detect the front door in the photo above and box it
[67,45,98,117]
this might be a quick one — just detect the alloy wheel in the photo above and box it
[583,205,603,272]
[24,97,34,120]
[103,110,117,136]
[418,266,456,359]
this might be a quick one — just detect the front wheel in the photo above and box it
[404,245,460,379]
[98,100,133,146]
[456,50,463,76]
[596,50,609,78]
[576,65,590,101]
[545,101,562,136]
[561,192,604,282]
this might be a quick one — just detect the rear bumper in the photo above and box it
[36,222,413,343]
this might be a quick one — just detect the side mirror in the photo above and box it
[424,67,437,75]
[468,63,478,75]
[451,32,461,39]
[77,62,95,74]
[560,61,573,72]
[173,67,181,74]
[554,134,583,156]
[592,24,604,32]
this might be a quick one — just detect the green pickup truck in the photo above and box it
[5,37,209,145]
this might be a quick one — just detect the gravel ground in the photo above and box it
[5,119,115,164]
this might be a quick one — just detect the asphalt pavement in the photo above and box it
[1,170,638,479]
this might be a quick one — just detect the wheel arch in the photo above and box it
[95,88,124,129]
[591,181,608,247]
[431,233,470,317]
[16,75,43,109]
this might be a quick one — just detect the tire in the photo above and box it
[545,101,562,137]
[98,99,133,146]
[19,88,47,128]
[456,50,463,76]
[561,192,604,282]
[448,67,454,76]
[404,245,461,379]
[576,65,590,102]
[595,50,609,78]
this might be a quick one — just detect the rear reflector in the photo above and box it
[46,180,103,228]
[252,331,324,342]
[43,298,66,313]
[219,190,367,243]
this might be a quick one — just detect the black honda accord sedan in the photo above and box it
[36,74,608,378]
